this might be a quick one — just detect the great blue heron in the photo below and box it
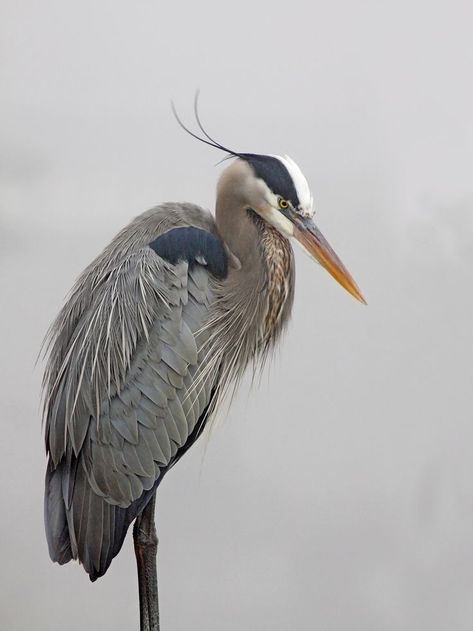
[42,105,365,631]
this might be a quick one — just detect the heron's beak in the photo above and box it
[292,216,366,304]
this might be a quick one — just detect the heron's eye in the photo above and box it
[278,198,290,210]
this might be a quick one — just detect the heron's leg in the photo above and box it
[133,493,159,631]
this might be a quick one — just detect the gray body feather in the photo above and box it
[43,200,295,580]
[43,204,226,579]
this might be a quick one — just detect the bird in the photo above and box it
[42,102,365,631]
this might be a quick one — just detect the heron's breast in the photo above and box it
[259,223,294,342]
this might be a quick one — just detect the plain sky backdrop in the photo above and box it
[1,1,473,629]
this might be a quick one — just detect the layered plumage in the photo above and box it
[43,198,294,580]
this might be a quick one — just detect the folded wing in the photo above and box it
[43,204,225,579]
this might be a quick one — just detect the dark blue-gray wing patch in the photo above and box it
[149,227,228,279]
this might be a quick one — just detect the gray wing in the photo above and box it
[43,205,221,579]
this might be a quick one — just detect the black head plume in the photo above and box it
[172,94,303,206]
[171,91,241,159]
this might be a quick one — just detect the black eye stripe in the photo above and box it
[241,154,300,208]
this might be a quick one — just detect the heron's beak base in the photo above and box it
[293,218,366,304]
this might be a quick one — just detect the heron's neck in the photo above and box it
[249,211,294,344]
[214,200,294,353]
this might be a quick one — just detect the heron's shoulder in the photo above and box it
[149,226,228,280]
[132,202,216,239]
[79,203,216,276]
[115,202,226,278]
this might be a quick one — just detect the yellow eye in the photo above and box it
[278,198,289,209]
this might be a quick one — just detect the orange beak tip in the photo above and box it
[294,221,367,306]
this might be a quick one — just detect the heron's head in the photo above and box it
[172,98,365,304]
[219,153,366,304]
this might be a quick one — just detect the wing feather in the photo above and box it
[44,205,222,579]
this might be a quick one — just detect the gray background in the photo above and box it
[1,1,473,629]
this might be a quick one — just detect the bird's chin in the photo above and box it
[254,204,294,238]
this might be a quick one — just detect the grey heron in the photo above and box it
[42,105,365,631]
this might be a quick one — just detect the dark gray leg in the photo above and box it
[133,493,159,631]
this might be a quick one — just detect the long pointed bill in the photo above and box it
[293,217,367,304]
